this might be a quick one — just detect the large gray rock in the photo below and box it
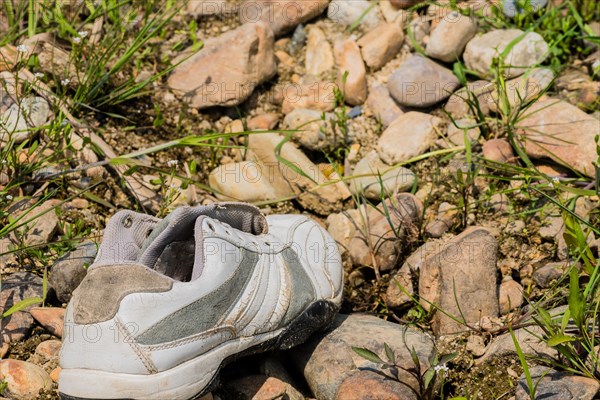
[515,366,599,400]
[426,11,477,63]
[377,111,441,165]
[419,227,499,336]
[349,150,415,200]
[388,54,461,107]
[292,314,434,400]
[517,97,599,177]
[463,29,549,78]
[49,241,97,303]
[240,0,329,36]
[168,22,276,109]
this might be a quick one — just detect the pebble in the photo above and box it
[168,22,276,109]
[283,108,331,150]
[247,113,279,130]
[425,202,459,238]
[463,29,549,78]
[482,138,515,165]
[292,314,434,400]
[377,111,441,165]
[390,0,422,9]
[515,366,599,400]
[326,210,360,257]
[49,241,96,303]
[305,26,334,79]
[50,367,61,383]
[466,334,487,357]
[533,261,568,288]
[446,118,480,146]
[426,11,477,63]
[555,68,599,111]
[365,81,403,128]
[334,38,368,106]
[335,370,417,400]
[281,82,336,114]
[419,227,499,336]
[385,263,414,308]
[388,54,461,107]
[0,359,52,399]
[498,277,523,314]
[240,0,329,36]
[226,375,304,400]
[327,0,383,30]
[1,272,44,343]
[488,67,555,113]
[357,22,404,71]
[29,307,65,338]
[518,97,599,177]
[503,0,548,18]
[444,80,493,118]
[0,96,51,144]
[34,339,62,360]
[349,150,415,200]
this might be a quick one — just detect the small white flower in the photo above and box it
[61,78,70,85]
[73,37,82,44]
[5,194,13,200]
[78,31,88,38]
[434,364,449,375]
[166,159,179,168]
[34,72,44,78]
[16,44,30,53]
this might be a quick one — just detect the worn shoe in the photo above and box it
[59,203,343,400]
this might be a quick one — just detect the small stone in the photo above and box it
[447,118,480,146]
[419,227,499,336]
[365,82,403,128]
[326,210,360,257]
[0,359,52,399]
[283,108,331,150]
[281,82,336,114]
[357,23,404,71]
[49,367,61,383]
[426,11,477,62]
[533,261,568,288]
[444,80,493,118]
[504,219,525,236]
[328,0,383,30]
[377,111,441,165]
[49,241,96,303]
[168,22,276,109]
[16,199,59,247]
[388,54,461,107]
[503,0,548,18]
[1,342,8,358]
[482,139,515,164]
[336,370,417,400]
[305,26,334,78]
[518,97,599,177]
[390,0,422,9]
[477,325,557,364]
[209,160,295,202]
[292,314,434,400]
[34,339,62,361]
[556,68,600,111]
[407,16,430,49]
[463,29,549,78]
[515,366,599,400]
[425,202,459,238]
[349,150,415,200]
[186,0,229,17]
[334,38,368,106]
[247,113,279,130]
[498,278,523,314]
[466,334,487,357]
[226,375,303,400]
[1,272,43,343]
[386,263,414,308]
[0,96,51,144]
[29,307,65,338]
[488,68,555,113]
[240,0,329,36]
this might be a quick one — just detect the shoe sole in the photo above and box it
[59,298,339,400]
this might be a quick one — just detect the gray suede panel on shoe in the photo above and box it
[279,247,316,326]
[72,264,172,324]
[136,248,260,345]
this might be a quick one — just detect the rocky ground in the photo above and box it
[0,0,599,399]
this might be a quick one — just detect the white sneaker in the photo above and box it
[59,203,343,400]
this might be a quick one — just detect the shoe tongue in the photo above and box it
[137,203,267,281]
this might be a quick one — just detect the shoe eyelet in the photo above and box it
[146,229,153,238]
[206,222,215,232]
[264,242,271,247]
[123,216,133,228]
[225,229,231,235]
